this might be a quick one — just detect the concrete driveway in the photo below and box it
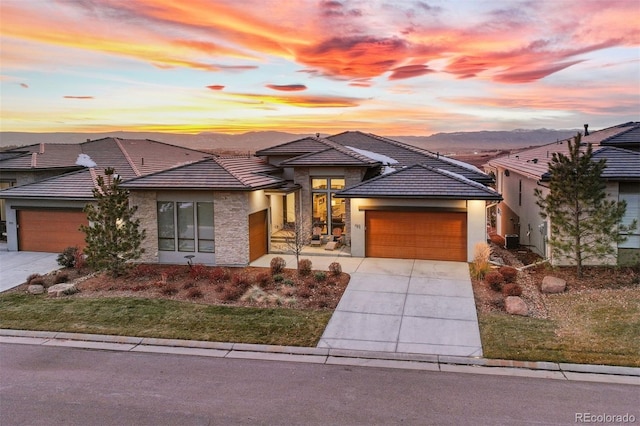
[251,255,483,357]
[0,245,60,292]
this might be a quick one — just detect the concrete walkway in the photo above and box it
[0,245,60,292]
[251,255,483,357]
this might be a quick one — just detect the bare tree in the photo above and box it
[282,198,309,268]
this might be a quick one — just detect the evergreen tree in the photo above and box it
[80,168,146,277]
[535,133,636,277]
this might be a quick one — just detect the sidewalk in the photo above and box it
[1,330,638,385]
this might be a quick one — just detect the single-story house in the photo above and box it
[485,122,640,266]
[0,138,210,252]
[1,131,501,265]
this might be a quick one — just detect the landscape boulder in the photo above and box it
[47,283,78,298]
[541,276,567,294]
[27,284,45,295]
[505,296,528,316]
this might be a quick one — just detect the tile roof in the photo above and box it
[121,157,284,190]
[255,136,330,156]
[0,169,96,199]
[593,147,640,181]
[488,122,640,181]
[598,123,640,148]
[0,138,209,176]
[279,146,381,167]
[327,131,492,183]
[335,164,502,200]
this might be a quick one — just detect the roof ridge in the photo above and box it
[113,138,142,177]
[599,123,640,143]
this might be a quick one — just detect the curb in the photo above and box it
[1,329,638,385]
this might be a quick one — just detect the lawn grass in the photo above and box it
[0,293,332,347]
[479,289,640,367]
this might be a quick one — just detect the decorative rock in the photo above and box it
[505,296,528,316]
[27,284,45,295]
[47,283,78,298]
[541,276,567,294]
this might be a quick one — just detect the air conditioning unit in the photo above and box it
[505,234,519,249]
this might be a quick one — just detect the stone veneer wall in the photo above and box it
[214,191,249,265]
[294,169,313,239]
[343,168,367,246]
[129,190,158,263]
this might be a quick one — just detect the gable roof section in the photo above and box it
[255,136,330,156]
[0,143,83,170]
[593,147,640,181]
[279,146,381,167]
[121,157,284,190]
[0,169,96,200]
[335,164,502,200]
[598,123,640,148]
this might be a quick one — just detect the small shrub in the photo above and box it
[130,284,149,292]
[74,250,87,270]
[160,284,179,296]
[485,271,505,292]
[314,271,327,282]
[270,257,286,274]
[273,273,284,283]
[255,271,271,286]
[164,265,185,281]
[209,267,231,282]
[26,273,43,285]
[189,263,209,280]
[57,246,80,268]
[186,287,203,299]
[129,264,156,279]
[232,272,251,289]
[54,273,69,284]
[328,262,342,276]
[471,242,491,279]
[499,266,518,283]
[296,286,312,298]
[502,283,523,297]
[312,298,331,309]
[220,283,245,301]
[298,259,312,277]
[282,278,295,286]
[182,281,197,290]
[29,277,45,287]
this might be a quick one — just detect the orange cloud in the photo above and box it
[63,96,94,99]
[266,84,307,91]
[206,85,225,90]
[388,64,433,80]
[226,92,360,108]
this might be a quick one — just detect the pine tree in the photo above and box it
[80,168,146,277]
[535,133,636,277]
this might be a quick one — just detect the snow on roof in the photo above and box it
[437,167,495,192]
[436,154,483,174]
[346,146,398,165]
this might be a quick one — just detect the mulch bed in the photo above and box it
[25,262,350,310]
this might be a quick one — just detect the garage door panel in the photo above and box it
[18,210,88,253]
[366,210,467,262]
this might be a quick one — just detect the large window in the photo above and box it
[312,178,345,234]
[157,201,214,252]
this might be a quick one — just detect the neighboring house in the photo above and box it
[485,122,640,266]
[1,131,501,265]
[0,138,211,252]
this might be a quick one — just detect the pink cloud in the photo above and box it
[266,84,307,91]
[206,85,225,90]
[388,64,433,80]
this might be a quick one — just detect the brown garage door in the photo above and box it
[365,210,467,261]
[18,210,88,253]
[248,209,268,262]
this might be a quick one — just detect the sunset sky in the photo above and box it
[1,0,638,135]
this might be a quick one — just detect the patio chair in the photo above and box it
[310,226,322,246]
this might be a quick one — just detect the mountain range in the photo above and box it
[0,129,579,153]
